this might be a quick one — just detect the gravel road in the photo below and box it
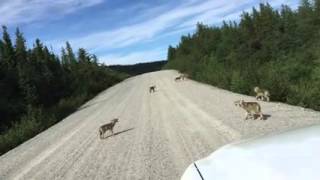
[1,70,320,180]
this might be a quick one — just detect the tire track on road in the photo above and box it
[166,79,241,140]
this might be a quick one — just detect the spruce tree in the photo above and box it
[314,0,320,25]
[0,40,4,61]
[61,47,69,67]
[78,48,88,63]
[15,28,27,62]
[66,41,76,64]
[2,26,15,68]
[167,45,176,61]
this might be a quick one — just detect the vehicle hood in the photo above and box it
[181,125,320,180]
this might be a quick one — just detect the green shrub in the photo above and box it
[52,94,88,120]
[0,107,47,154]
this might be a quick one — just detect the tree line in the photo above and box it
[165,0,320,110]
[0,26,126,155]
[109,60,167,76]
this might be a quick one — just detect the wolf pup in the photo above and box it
[99,118,119,139]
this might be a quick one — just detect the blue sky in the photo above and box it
[1,0,300,65]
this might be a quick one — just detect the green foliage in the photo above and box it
[52,95,88,121]
[0,106,47,154]
[165,0,320,111]
[109,61,167,76]
[0,28,125,155]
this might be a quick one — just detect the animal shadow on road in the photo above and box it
[102,128,135,139]
[263,114,271,120]
[253,114,271,120]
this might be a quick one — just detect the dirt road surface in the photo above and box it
[1,70,320,180]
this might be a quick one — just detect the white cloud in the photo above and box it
[99,48,167,65]
[0,0,103,25]
[50,0,240,52]
[54,0,297,52]
[44,0,299,64]
[177,0,255,29]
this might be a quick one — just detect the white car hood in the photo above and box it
[181,125,320,180]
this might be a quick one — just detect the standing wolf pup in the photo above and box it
[99,118,119,139]
[149,85,156,93]
[254,86,270,102]
[234,100,264,120]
